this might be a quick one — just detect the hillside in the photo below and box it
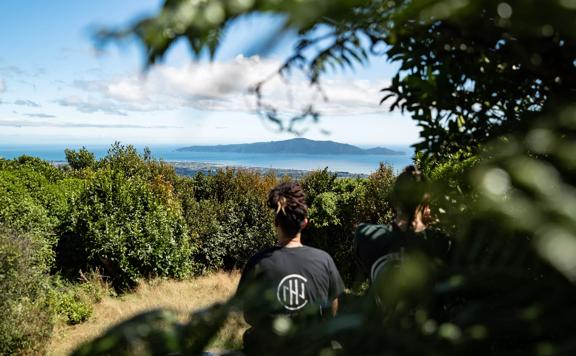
[177,138,404,155]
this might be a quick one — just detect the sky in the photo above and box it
[0,0,419,147]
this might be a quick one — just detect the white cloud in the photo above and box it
[0,66,25,77]
[14,99,41,107]
[63,56,390,116]
[56,96,128,116]
[24,113,55,118]
[0,79,5,93]
[0,119,179,129]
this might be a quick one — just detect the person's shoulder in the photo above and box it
[355,223,394,239]
[299,245,333,260]
[246,245,282,265]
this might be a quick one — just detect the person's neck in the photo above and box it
[278,233,303,248]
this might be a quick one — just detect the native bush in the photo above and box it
[355,163,396,225]
[59,166,195,291]
[416,150,481,234]
[65,147,97,171]
[300,168,337,207]
[303,165,396,284]
[0,229,54,355]
[49,277,97,325]
[10,155,63,182]
[0,156,82,235]
[305,178,364,284]
[0,170,53,236]
[179,169,277,272]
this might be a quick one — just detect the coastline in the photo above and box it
[51,160,369,178]
[170,161,368,178]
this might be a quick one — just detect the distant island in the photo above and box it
[177,138,404,155]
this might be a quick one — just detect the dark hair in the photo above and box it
[389,165,430,229]
[267,182,308,236]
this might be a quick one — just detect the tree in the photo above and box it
[65,147,96,170]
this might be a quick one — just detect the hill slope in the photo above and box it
[177,138,404,155]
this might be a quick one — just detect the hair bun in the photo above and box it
[267,182,308,236]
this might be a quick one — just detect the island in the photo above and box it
[177,138,404,155]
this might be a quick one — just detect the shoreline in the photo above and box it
[170,161,368,178]
[51,160,369,178]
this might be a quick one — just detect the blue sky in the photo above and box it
[0,0,418,147]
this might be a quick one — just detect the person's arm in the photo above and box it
[327,256,345,317]
[331,298,339,317]
[236,257,260,326]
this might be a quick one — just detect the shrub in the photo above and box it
[304,178,366,284]
[49,277,97,325]
[304,165,396,285]
[180,169,277,272]
[0,228,54,355]
[65,147,97,170]
[59,167,195,291]
[0,176,53,236]
[300,167,337,207]
[417,149,481,234]
[356,163,396,225]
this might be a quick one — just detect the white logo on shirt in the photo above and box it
[277,274,308,311]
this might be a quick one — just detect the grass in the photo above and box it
[48,271,246,356]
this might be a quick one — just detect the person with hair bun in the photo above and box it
[237,182,345,355]
[354,165,452,284]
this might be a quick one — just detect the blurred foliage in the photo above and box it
[72,304,232,356]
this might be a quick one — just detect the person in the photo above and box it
[236,182,345,355]
[354,165,452,284]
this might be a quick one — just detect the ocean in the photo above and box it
[0,144,414,175]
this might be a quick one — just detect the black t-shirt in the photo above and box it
[237,245,345,325]
[354,223,452,282]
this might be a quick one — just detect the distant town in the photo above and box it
[170,161,369,178]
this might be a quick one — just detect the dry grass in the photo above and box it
[48,271,246,356]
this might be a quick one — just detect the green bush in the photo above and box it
[303,165,396,284]
[60,167,195,291]
[0,170,55,235]
[0,229,54,355]
[416,149,481,234]
[179,169,277,272]
[49,277,96,325]
[356,163,396,225]
[65,147,97,170]
[300,167,337,207]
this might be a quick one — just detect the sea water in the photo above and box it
[0,144,414,175]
